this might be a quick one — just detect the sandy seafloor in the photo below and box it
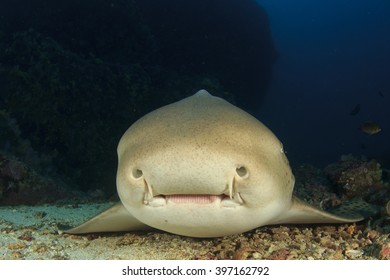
[0,201,389,260]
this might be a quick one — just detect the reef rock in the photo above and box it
[0,153,71,205]
[324,156,386,199]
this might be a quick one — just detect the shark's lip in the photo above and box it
[143,193,244,207]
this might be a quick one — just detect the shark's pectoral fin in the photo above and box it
[64,202,150,234]
[272,196,372,225]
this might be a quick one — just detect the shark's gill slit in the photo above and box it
[131,168,143,179]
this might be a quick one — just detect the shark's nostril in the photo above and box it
[132,168,143,179]
[236,166,248,178]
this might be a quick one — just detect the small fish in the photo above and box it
[378,90,384,97]
[359,121,381,135]
[349,104,361,116]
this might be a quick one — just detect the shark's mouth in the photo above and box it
[143,193,244,207]
[140,172,245,207]
[165,194,224,204]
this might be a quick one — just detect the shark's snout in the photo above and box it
[125,163,248,208]
[127,155,249,185]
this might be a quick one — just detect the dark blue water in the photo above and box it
[257,0,390,167]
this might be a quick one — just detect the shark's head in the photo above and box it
[116,90,295,237]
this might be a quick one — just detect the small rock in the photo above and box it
[18,232,35,241]
[379,243,390,260]
[366,230,378,239]
[345,249,364,259]
[8,242,27,250]
[33,211,47,219]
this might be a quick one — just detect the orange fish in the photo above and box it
[359,121,381,135]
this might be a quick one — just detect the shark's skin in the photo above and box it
[66,90,364,238]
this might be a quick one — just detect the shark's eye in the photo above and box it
[236,166,248,178]
[131,168,143,179]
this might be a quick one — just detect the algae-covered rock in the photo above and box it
[0,152,72,205]
[293,164,341,208]
[324,156,387,199]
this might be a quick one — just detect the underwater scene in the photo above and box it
[0,0,389,259]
